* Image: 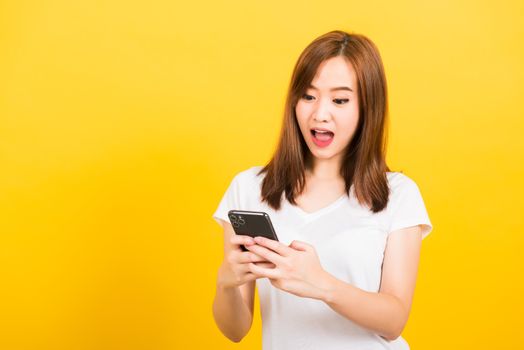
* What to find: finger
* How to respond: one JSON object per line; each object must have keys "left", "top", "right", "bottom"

{"left": 237, "top": 251, "right": 271, "bottom": 264}
{"left": 253, "top": 236, "right": 292, "bottom": 257}
{"left": 246, "top": 243, "right": 285, "bottom": 266}
{"left": 289, "top": 240, "right": 312, "bottom": 252}
{"left": 238, "top": 258, "right": 272, "bottom": 272}
{"left": 235, "top": 261, "right": 257, "bottom": 274}
{"left": 230, "top": 235, "right": 255, "bottom": 247}
{"left": 249, "top": 262, "right": 280, "bottom": 279}
{"left": 242, "top": 272, "right": 261, "bottom": 283}
{"left": 235, "top": 272, "right": 260, "bottom": 285}
{"left": 253, "top": 262, "right": 276, "bottom": 269}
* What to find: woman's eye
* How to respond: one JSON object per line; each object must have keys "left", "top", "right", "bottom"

{"left": 301, "top": 94, "right": 349, "bottom": 105}
{"left": 334, "top": 98, "right": 349, "bottom": 105}
{"left": 302, "top": 94, "right": 314, "bottom": 101}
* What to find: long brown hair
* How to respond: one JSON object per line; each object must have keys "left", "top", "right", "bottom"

{"left": 258, "top": 30, "right": 392, "bottom": 213}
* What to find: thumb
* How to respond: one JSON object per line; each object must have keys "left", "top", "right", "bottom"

{"left": 289, "top": 240, "right": 311, "bottom": 252}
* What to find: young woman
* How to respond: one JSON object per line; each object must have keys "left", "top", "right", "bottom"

{"left": 211, "top": 30, "right": 433, "bottom": 350}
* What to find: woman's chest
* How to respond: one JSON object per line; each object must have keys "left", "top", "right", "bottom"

{"left": 293, "top": 183, "right": 346, "bottom": 214}
{"left": 269, "top": 205, "right": 390, "bottom": 288}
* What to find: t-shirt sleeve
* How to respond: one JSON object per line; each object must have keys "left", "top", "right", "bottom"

{"left": 388, "top": 177, "right": 433, "bottom": 240}
{"left": 212, "top": 174, "right": 241, "bottom": 228}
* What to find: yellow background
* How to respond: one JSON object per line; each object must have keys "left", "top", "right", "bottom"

{"left": 1, "top": 0, "right": 523, "bottom": 349}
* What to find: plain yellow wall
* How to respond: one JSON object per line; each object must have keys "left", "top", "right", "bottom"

{"left": 1, "top": 0, "right": 523, "bottom": 349}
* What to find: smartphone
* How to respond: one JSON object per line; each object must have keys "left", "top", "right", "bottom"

{"left": 227, "top": 210, "right": 279, "bottom": 251}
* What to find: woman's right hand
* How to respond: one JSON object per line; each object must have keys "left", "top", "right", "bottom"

{"left": 217, "top": 234, "right": 274, "bottom": 289}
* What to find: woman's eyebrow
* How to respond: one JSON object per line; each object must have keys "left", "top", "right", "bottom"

{"left": 309, "top": 84, "right": 353, "bottom": 92}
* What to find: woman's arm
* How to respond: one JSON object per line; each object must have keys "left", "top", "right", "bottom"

{"left": 212, "top": 221, "right": 257, "bottom": 342}
{"left": 319, "top": 225, "right": 423, "bottom": 341}
{"left": 246, "top": 224, "right": 424, "bottom": 341}
{"left": 212, "top": 275, "right": 255, "bottom": 342}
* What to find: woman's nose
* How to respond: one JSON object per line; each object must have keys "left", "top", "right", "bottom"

{"left": 313, "top": 100, "right": 332, "bottom": 122}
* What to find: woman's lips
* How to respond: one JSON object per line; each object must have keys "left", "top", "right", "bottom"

{"left": 311, "top": 130, "right": 334, "bottom": 148}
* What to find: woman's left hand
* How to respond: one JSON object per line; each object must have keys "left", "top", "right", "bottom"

{"left": 245, "top": 236, "right": 331, "bottom": 300}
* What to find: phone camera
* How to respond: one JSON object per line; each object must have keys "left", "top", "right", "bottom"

{"left": 238, "top": 216, "right": 245, "bottom": 225}
{"left": 229, "top": 214, "right": 240, "bottom": 228}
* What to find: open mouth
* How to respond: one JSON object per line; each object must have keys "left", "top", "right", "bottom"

{"left": 310, "top": 129, "right": 334, "bottom": 147}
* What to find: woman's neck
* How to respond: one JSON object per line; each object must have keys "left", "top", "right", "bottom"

{"left": 305, "top": 155, "right": 343, "bottom": 181}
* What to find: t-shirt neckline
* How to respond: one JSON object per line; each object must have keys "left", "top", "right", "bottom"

{"left": 287, "top": 193, "right": 348, "bottom": 219}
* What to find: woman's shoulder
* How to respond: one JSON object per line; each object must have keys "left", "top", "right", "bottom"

{"left": 231, "top": 165, "right": 266, "bottom": 187}
{"left": 386, "top": 171, "right": 419, "bottom": 193}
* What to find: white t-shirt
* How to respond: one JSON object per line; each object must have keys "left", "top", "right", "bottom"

{"left": 212, "top": 165, "right": 433, "bottom": 350}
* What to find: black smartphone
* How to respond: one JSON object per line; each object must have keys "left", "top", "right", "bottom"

{"left": 227, "top": 210, "right": 279, "bottom": 251}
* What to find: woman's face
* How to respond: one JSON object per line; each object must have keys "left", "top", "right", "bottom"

{"left": 295, "top": 56, "right": 359, "bottom": 166}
